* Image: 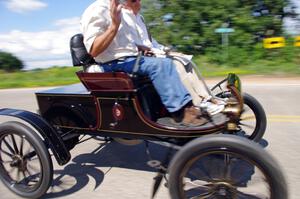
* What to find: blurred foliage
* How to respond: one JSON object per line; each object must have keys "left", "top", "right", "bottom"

{"left": 142, "top": 0, "right": 300, "bottom": 66}
{"left": 0, "top": 51, "right": 24, "bottom": 72}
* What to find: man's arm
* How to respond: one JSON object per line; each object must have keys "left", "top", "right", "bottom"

{"left": 89, "top": 0, "right": 123, "bottom": 57}
{"left": 89, "top": 24, "right": 119, "bottom": 57}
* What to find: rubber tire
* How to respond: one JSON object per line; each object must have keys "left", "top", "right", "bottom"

{"left": 168, "top": 134, "right": 288, "bottom": 199}
{"left": 242, "top": 93, "right": 267, "bottom": 142}
{"left": 217, "top": 91, "right": 267, "bottom": 142}
{"left": 0, "top": 121, "right": 53, "bottom": 199}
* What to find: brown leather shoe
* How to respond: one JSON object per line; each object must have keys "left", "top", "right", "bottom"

{"left": 172, "top": 106, "right": 208, "bottom": 127}
{"left": 185, "top": 106, "right": 204, "bottom": 117}
{"left": 182, "top": 106, "right": 208, "bottom": 126}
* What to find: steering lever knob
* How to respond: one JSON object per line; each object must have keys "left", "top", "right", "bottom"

{"left": 163, "top": 46, "right": 172, "bottom": 54}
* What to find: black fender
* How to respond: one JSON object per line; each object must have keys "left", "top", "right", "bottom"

{"left": 0, "top": 108, "right": 71, "bottom": 166}
{"left": 42, "top": 103, "right": 91, "bottom": 128}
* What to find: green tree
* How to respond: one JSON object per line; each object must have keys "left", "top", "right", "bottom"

{"left": 143, "top": 0, "right": 288, "bottom": 65}
{"left": 0, "top": 51, "right": 24, "bottom": 72}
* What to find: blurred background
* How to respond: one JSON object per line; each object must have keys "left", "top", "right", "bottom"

{"left": 143, "top": 0, "right": 300, "bottom": 73}
{"left": 0, "top": 0, "right": 300, "bottom": 87}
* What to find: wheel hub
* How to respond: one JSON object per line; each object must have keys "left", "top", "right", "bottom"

{"left": 210, "top": 182, "right": 237, "bottom": 198}
{"left": 10, "top": 155, "right": 27, "bottom": 171}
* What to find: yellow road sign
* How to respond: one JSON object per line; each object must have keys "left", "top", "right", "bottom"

{"left": 263, "top": 37, "right": 285, "bottom": 49}
{"left": 294, "top": 36, "right": 300, "bottom": 47}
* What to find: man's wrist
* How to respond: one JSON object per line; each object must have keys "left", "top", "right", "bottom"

{"left": 109, "top": 23, "right": 120, "bottom": 32}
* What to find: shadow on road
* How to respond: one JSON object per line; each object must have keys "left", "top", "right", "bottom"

{"left": 43, "top": 140, "right": 170, "bottom": 198}
{"left": 42, "top": 136, "right": 269, "bottom": 198}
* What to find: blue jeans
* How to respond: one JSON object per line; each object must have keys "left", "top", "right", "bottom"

{"left": 101, "top": 56, "right": 192, "bottom": 112}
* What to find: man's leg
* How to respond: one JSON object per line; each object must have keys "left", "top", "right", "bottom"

{"left": 101, "top": 56, "right": 191, "bottom": 112}
{"left": 102, "top": 56, "right": 208, "bottom": 126}
{"left": 173, "top": 60, "right": 209, "bottom": 106}
{"left": 137, "top": 56, "right": 191, "bottom": 113}
{"left": 172, "top": 60, "right": 225, "bottom": 115}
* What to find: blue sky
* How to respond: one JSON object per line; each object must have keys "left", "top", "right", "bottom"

{"left": 0, "top": 0, "right": 300, "bottom": 70}
{"left": 0, "top": 0, "right": 93, "bottom": 32}
{"left": 0, "top": 0, "right": 95, "bottom": 69}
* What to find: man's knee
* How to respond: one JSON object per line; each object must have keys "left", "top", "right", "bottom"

{"left": 139, "top": 57, "right": 176, "bottom": 77}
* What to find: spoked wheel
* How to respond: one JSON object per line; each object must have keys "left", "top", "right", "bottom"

{"left": 239, "top": 93, "right": 267, "bottom": 142}
{"left": 0, "top": 121, "right": 53, "bottom": 198}
{"left": 217, "top": 92, "right": 267, "bottom": 142}
{"left": 168, "top": 135, "right": 287, "bottom": 199}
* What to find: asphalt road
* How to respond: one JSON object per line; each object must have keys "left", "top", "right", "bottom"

{"left": 0, "top": 76, "right": 299, "bottom": 199}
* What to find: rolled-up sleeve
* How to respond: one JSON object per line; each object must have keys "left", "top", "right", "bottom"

{"left": 81, "top": 4, "right": 110, "bottom": 53}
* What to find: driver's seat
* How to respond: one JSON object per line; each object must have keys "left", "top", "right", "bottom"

{"left": 70, "top": 34, "right": 96, "bottom": 67}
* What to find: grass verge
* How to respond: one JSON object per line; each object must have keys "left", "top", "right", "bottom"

{"left": 0, "top": 67, "right": 80, "bottom": 89}
{"left": 193, "top": 56, "right": 300, "bottom": 77}
{"left": 0, "top": 57, "right": 299, "bottom": 89}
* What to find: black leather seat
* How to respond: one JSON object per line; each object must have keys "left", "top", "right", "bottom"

{"left": 70, "top": 34, "right": 96, "bottom": 67}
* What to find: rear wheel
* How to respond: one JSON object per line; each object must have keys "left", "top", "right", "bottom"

{"left": 0, "top": 121, "right": 53, "bottom": 198}
{"left": 168, "top": 135, "right": 287, "bottom": 199}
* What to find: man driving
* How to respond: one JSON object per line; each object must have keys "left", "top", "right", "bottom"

{"left": 80, "top": 0, "right": 209, "bottom": 127}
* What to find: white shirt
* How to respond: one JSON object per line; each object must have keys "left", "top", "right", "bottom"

{"left": 80, "top": 0, "right": 165, "bottom": 63}
{"left": 125, "top": 13, "right": 193, "bottom": 62}
{"left": 122, "top": 9, "right": 165, "bottom": 54}
{"left": 81, "top": 0, "right": 138, "bottom": 63}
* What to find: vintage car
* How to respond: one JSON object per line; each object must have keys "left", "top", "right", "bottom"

{"left": 0, "top": 34, "right": 286, "bottom": 199}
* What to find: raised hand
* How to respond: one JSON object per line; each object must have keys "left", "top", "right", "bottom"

{"left": 110, "top": 0, "right": 123, "bottom": 28}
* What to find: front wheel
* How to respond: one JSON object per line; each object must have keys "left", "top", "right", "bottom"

{"left": 0, "top": 121, "right": 53, "bottom": 198}
{"left": 240, "top": 93, "right": 267, "bottom": 142}
{"left": 168, "top": 135, "right": 287, "bottom": 199}
{"left": 217, "top": 92, "right": 267, "bottom": 142}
